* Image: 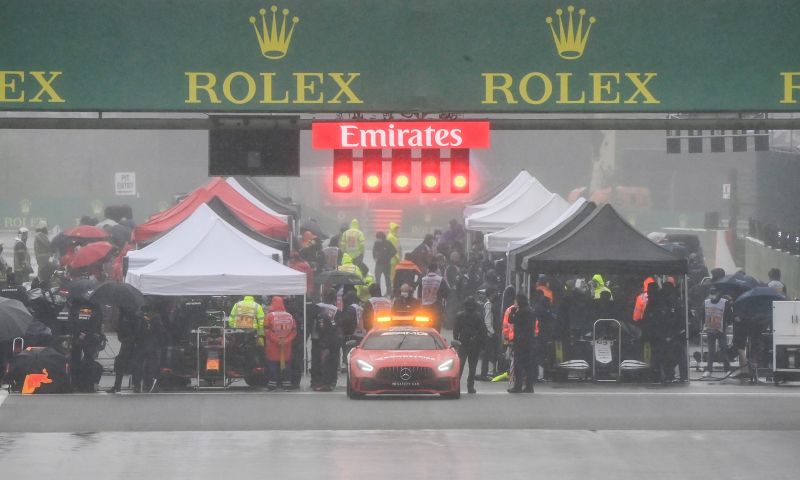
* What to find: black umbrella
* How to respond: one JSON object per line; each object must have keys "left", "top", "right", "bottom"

{"left": 713, "top": 274, "right": 762, "bottom": 297}
{"left": 299, "top": 219, "right": 328, "bottom": 240}
{"left": 87, "top": 281, "right": 146, "bottom": 310}
{"left": 64, "top": 278, "right": 101, "bottom": 300}
{"left": 0, "top": 297, "right": 34, "bottom": 342}
{"left": 315, "top": 270, "right": 363, "bottom": 285}
{"left": 733, "top": 286, "right": 786, "bottom": 318}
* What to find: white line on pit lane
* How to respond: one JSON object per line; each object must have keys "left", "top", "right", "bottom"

{"left": 0, "top": 389, "right": 8, "bottom": 407}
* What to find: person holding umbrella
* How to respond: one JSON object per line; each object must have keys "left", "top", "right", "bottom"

{"left": 0, "top": 297, "right": 34, "bottom": 385}
{"left": 106, "top": 306, "right": 137, "bottom": 393}
{"left": 68, "top": 297, "right": 104, "bottom": 392}
{"left": 131, "top": 306, "right": 165, "bottom": 393}
{"left": 264, "top": 296, "right": 297, "bottom": 391}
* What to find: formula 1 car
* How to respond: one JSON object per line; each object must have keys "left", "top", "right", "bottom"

{"left": 346, "top": 326, "right": 461, "bottom": 399}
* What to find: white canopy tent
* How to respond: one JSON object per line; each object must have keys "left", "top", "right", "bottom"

{"left": 126, "top": 203, "right": 283, "bottom": 271}
{"left": 465, "top": 176, "right": 554, "bottom": 232}
{"left": 225, "top": 177, "right": 290, "bottom": 223}
{"left": 484, "top": 194, "right": 571, "bottom": 252}
{"left": 463, "top": 170, "right": 533, "bottom": 218}
{"left": 126, "top": 224, "right": 304, "bottom": 296}
{"left": 506, "top": 198, "right": 588, "bottom": 251}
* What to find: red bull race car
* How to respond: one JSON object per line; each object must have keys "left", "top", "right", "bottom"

{"left": 346, "top": 326, "right": 461, "bottom": 399}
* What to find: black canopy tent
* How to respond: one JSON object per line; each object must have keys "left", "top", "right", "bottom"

{"left": 522, "top": 204, "right": 688, "bottom": 275}
{"left": 520, "top": 204, "right": 691, "bottom": 381}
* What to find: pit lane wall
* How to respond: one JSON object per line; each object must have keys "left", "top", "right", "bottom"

{"left": 745, "top": 237, "right": 800, "bottom": 300}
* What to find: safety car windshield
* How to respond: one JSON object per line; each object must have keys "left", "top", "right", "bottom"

{"left": 362, "top": 331, "right": 443, "bottom": 350}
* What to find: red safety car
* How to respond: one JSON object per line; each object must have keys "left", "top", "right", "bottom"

{"left": 346, "top": 326, "right": 461, "bottom": 399}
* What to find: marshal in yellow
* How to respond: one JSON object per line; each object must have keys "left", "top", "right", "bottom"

{"left": 481, "top": 71, "right": 660, "bottom": 106}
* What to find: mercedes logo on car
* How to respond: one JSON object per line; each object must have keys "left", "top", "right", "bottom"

{"left": 399, "top": 368, "right": 412, "bottom": 381}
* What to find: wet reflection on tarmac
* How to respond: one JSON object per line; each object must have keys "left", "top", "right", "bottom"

{"left": 1, "top": 430, "right": 798, "bottom": 480}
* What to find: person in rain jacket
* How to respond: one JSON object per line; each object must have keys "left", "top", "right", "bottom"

{"left": 338, "top": 253, "right": 363, "bottom": 279}
{"left": 454, "top": 296, "right": 487, "bottom": 394}
{"left": 633, "top": 277, "right": 656, "bottom": 322}
{"left": 341, "top": 219, "right": 367, "bottom": 275}
{"left": 264, "top": 296, "right": 297, "bottom": 390}
{"left": 591, "top": 274, "right": 613, "bottom": 300}
{"left": 13, "top": 227, "right": 32, "bottom": 283}
{"left": 387, "top": 222, "right": 403, "bottom": 281}
{"left": 229, "top": 295, "right": 265, "bottom": 346}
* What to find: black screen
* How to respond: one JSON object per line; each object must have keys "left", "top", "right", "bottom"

{"left": 209, "top": 121, "right": 300, "bottom": 176}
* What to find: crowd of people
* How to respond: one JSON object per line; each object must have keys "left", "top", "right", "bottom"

{"left": 1, "top": 211, "right": 792, "bottom": 394}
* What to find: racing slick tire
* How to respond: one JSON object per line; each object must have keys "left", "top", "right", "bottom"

{"left": 346, "top": 376, "right": 364, "bottom": 399}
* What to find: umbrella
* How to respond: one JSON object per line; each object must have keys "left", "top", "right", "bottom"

{"left": 0, "top": 297, "right": 34, "bottom": 341}
{"left": 64, "top": 225, "right": 109, "bottom": 241}
{"left": 299, "top": 219, "right": 328, "bottom": 240}
{"left": 87, "top": 281, "right": 146, "bottom": 310}
{"left": 68, "top": 241, "right": 115, "bottom": 270}
{"left": 315, "top": 270, "right": 364, "bottom": 285}
{"left": 64, "top": 278, "right": 101, "bottom": 300}
{"left": 733, "top": 286, "right": 787, "bottom": 318}
{"left": 713, "top": 274, "right": 762, "bottom": 296}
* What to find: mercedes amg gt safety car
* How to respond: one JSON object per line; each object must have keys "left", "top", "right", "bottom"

{"left": 346, "top": 326, "right": 461, "bottom": 399}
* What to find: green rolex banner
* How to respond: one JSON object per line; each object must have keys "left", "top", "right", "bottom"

{"left": 0, "top": 0, "right": 798, "bottom": 113}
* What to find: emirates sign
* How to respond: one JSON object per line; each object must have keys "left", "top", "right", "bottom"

{"left": 312, "top": 121, "right": 490, "bottom": 149}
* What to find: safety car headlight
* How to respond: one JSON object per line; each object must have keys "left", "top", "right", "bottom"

{"left": 356, "top": 359, "right": 374, "bottom": 372}
{"left": 437, "top": 359, "right": 455, "bottom": 372}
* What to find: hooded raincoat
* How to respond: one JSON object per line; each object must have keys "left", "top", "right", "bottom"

{"left": 387, "top": 222, "right": 402, "bottom": 276}
{"left": 265, "top": 296, "right": 297, "bottom": 364}
{"left": 341, "top": 219, "right": 365, "bottom": 260}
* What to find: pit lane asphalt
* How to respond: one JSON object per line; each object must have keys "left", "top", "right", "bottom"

{"left": 3, "top": 379, "right": 800, "bottom": 433}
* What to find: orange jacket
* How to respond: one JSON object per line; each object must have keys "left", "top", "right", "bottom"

{"left": 264, "top": 297, "right": 297, "bottom": 362}
{"left": 633, "top": 277, "right": 656, "bottom": 322}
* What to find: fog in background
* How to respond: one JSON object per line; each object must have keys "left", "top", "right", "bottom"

{"left": 1, "top": 127, "right": 797, "bottom": 240}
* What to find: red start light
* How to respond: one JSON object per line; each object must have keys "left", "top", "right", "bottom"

{"left": 420, "top": 149, "right": 441, "bottom": 193}
{"left": 336, "top": 174, "right": 352, "bottom": 189}
{"left": 395, "top": 174, "right": 409, "bottom": 189}
{"left": 362, "top": 149, "right": 383, "bottom": 193}
{"left": 424, "top": 175, "right": 438, "bottom": 189}
{"left": 391, "top": 149, "right": 412, "bottom": 193}
{"left": 450, "top": 148, "right": 470, "bottom": 193}
{"left": 365, "top": 174, "right": 381, "bottom": 189}
{"left": 333, "top": 150, "right": 353, "bottom": 192}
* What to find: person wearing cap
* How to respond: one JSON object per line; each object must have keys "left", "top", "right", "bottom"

{"left": 13, "top": 227, "right": 32, "bottom": 283}
{"left": 33, "top": 221, "right": 54, "bottom": 283}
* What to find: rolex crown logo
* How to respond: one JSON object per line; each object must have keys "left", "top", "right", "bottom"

{"left": 249, "top": 5, "right": 299, "bottom": 60}
{"left": 546, "top": 5, "right": 596, "bottom": 60}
